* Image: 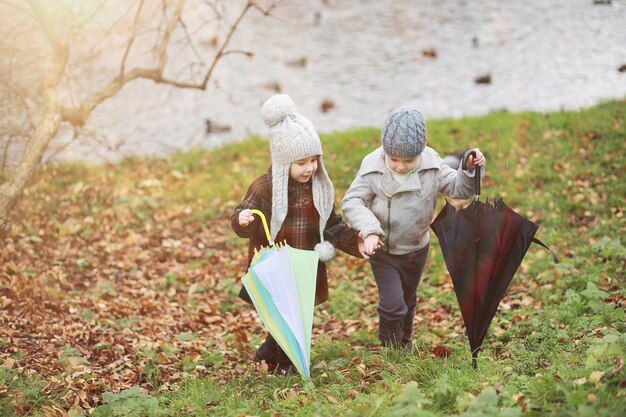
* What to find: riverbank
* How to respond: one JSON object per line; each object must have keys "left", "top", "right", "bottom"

{"left": 31, "top": 0, "right": 626, "bottom": 162}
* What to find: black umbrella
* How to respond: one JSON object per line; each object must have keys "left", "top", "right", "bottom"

{"left": 431, "top": 153, "right": 558, "bottom": 368}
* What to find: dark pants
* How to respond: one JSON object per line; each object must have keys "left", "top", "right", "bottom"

{"left": 369, "top": 244, "right": 429, "bottom": 347}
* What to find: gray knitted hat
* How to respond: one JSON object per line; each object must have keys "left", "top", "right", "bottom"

{"left": 261, "top": 94, "right": 336, "bottom": 261}
{"left": 381, "top": 107, "right": 427, "bottom": 158}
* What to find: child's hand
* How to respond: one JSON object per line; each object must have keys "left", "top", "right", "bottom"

{"left": 238, "top": 209, "right": 255, "bottom": 227}
{"left": 358, "top": 231, "right": 384, "bottom": 258}
{"left": 357, "top": 239, "right": 370, "bottom": 259}
{"left": 466, "top": 148, "right": 486, "bottom": 170}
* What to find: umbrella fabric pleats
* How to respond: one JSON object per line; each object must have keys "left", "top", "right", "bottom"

{"left": 240, "top": 210, "right": 318, "bottom": 378}
{"left": 431, "top": 157, "right": 558, "bottom": 368}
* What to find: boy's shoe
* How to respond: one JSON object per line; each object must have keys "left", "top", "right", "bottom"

{"left": 381, "top": 340, "right": 414, "bottom": 354}
{"left": 379, "top": 321, "right": 404, "bottom": 349}
{"left": 400, "top": 340, "right": 414, "bottom": 354}
{"left": 275, "top": 363, "right": 298, "bottom": 377}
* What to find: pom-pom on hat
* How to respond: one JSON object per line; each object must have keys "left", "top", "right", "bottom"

{"left": 262, "top": 94, "right": 324, "bottom": 166}
{"left": 381, "top": 107, "right": 427, "bottom": 158}
{"left": 261, "top": 94, "right": 336, "bottom": 261}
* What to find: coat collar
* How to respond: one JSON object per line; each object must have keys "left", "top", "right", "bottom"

{"left": 360, "top": 147, "right": 441, "bottom": 197}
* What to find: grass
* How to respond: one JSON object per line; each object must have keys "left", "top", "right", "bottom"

{"left": 1, "top": 99, "right": 624, "bottom": 416}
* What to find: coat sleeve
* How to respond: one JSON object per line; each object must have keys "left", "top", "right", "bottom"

{"left": 341, "top": 169, "right": 385, "bottom": 239}
{"left": 323, "top": 206, "right": 362, "bottom": 258}
{"left": 231, "top": 177, "right": 269, "bottom": 239}
{"left": 436, "top": 150, "right": 484, "bottom": 199}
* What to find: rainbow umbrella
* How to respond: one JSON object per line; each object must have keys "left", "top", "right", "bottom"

{"left": 241, "top": 210, "right": 318, "bottom": 378}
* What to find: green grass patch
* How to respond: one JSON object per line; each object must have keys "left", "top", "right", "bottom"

{"left": 8, "top": 100, "right": 626, "bottom": 416}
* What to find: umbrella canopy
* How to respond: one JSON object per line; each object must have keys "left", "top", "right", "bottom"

{"left": 240, "top": 210, "right": 318, "bottom": 378}
{"left": 431, "top": 156, "right": 558, "bottom": 368}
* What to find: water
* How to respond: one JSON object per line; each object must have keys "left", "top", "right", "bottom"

{"left": 41, "top": 0, "right": 626, "bottom": 161}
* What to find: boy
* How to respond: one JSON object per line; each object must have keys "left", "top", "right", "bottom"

{"left": 341, "top": 106, "right": 486, "bottom": 349}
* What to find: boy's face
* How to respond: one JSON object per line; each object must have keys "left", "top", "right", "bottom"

{"left": 289, "top": 156, "right": 318, "bottom": 183}
{"left": 386, "top": 155, "right": 420, "bottom": 174}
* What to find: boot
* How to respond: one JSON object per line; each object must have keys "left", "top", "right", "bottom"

{"left": 379, "top": 319, "right": 404, "bottom": 349}
{"left": 274, "top": 344, "right": 299, "bottom": 377}
{"left": 401, "top": 325, "right": 413, "bottom": 351}
{"left": 400, "top": 339, "right": 414, "bottom": 353}
{"left": 401, "top": 308, "right": 416, "bottom": 351}
{"left": 275, "top": 363, "right": 298, "bottom": 377}
{"left": 254, "top": 334, "right": 279, "bottom": 372}
{"left": 254, "top": 340, "right": 277, "bottom": 364}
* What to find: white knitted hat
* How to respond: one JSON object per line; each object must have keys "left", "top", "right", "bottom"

{"left": 261, "top": 94, "right": 336, "bottom": 261}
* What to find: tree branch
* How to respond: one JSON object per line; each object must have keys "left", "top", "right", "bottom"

{"left": 200, "top": 0, "right": 253, "bottom": 87}
{"left": 157, "top": 0, "right": 186, "bottom": 73}
{"left": 119, "top": 0, "right": 145, "bottom": 77}
{"left": 0, "top": 0, "right": 38, "bottom": 25}
{"left": 60, "top": 0, "right": 257, "bottom": 128}
{"left": 1, "top": 136, "right": 15, "bottom": 174}
{"left": 220, "top": 49, "right": 253, "bottom": 58}
{"left": 177, "top": 13, "right": 204, "bottom": 65}
{"left": 0, "top": 0, "right": 280, "bottom": 236}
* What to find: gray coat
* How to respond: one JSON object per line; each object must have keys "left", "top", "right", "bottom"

{"left": 342, "top": 146, "right": 480, "bottom": 255}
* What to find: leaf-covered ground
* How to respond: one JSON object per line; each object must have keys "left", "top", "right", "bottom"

{"left": 1, "top": 100, "right": 625, "bottom": 416}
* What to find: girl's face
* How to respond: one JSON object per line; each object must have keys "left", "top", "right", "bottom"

{"left": 386, "top": 155, "right": 420, "bottom": 174}
{"left": 289, "top": 156, "right": 318, "bottom": 183}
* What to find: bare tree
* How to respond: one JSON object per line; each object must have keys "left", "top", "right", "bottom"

{"left": 0, "top": 0, "right": 276, "bottom": 235}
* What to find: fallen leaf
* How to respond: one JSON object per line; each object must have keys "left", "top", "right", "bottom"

{"left": 589, "top": 371, "right": 605, "bottom": 383}
{"left": 433, "top": 345, "right": 451, "bottom": 358}
{"left": 2, "top": 358, "right": 16, "bottom": 369}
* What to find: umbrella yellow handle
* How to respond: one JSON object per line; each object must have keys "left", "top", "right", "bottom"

{"left": 250, "top": 209, "right": 273, "bottom": 245}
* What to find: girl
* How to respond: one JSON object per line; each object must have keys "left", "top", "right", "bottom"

{"left": 231, "top": 94, "right": 366, "bottom": 375}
